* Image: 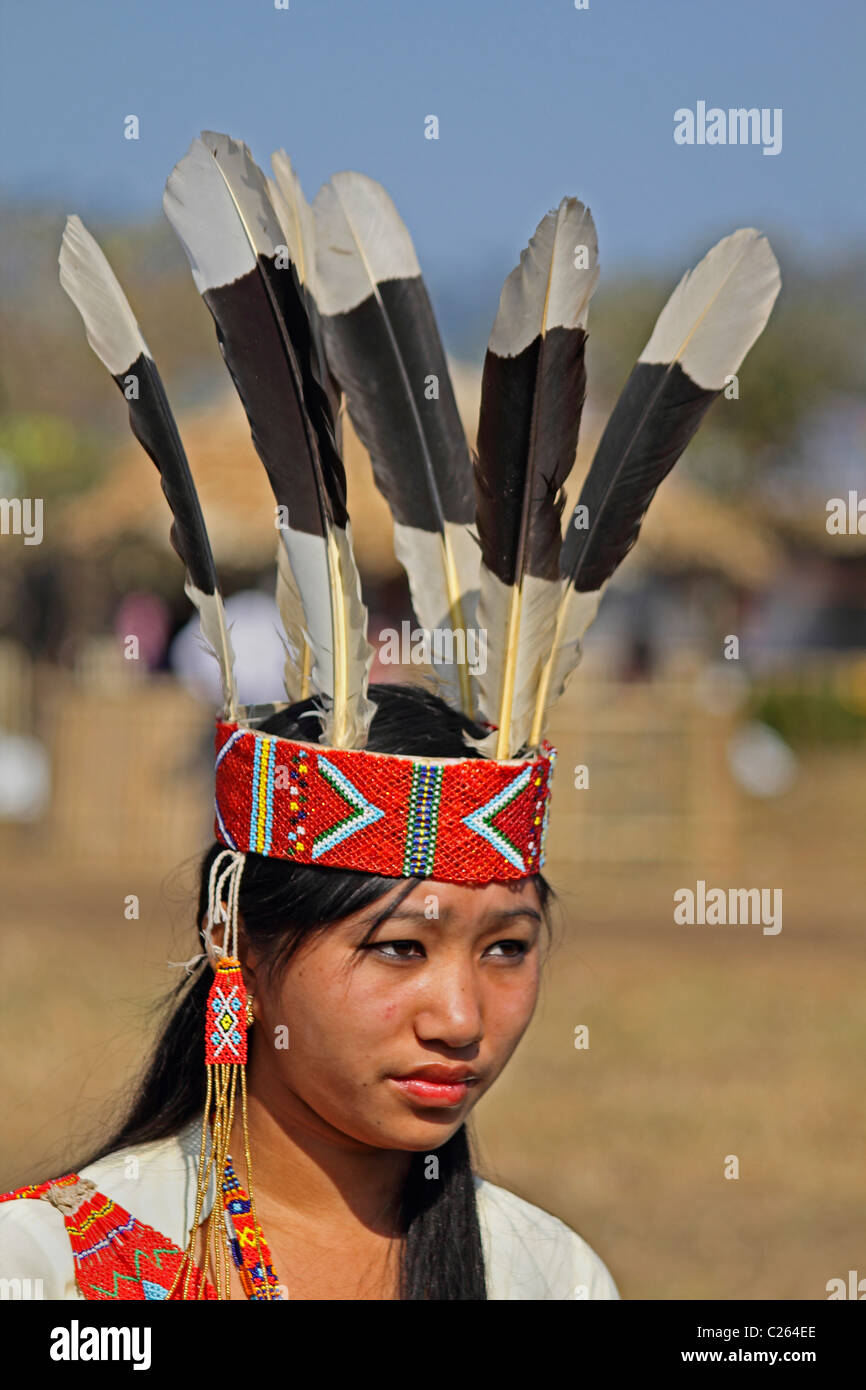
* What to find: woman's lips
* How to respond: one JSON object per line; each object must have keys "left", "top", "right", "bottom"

{"left": 389, "top": 1076, "right": 477, "bottom": 1106}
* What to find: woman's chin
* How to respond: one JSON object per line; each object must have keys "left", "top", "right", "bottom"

{"left": 376, "top": 1119, "right": 466, "bottom": 1151}
{"left": 345, "top": 1105, "right": 470, "bottom": 1151}
{"left": 377, "top": 1092, "right": 477, "bottom": 1147}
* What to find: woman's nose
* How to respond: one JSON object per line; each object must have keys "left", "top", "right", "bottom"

{"left": 412, "top": 959, "right": 484, "bottom": 1049}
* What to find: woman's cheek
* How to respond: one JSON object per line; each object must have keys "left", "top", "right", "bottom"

{"left": 485, "top": 969, "right": 540, "bottom": 1046}
{"left": 276, "top": 979, "right": 399, "bottom": 1075}
{"left": 337, "top": 977, "right": 408, "bottom": 1042}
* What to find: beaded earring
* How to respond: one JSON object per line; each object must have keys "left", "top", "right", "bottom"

{"left": 168, "top": 849, "right": 276, "bottom": 1300}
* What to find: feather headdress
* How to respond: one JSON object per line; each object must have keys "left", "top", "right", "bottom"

{"left": 312, "top": 169, "right": 480, "bottom": 720}
{"left": 529, "top": 226, "right": 781, "bottom": 745}
{"left": 58, "top": 213, "right": 239, "bottom": 722}
{"left": 469, "top": 196, "right": 599, "bottom": 758}
{"left": 163, "top": 131, "right": 375, "bottom": 749}
{"left": 59, "top": 130, "right": 781, "bottom": 884}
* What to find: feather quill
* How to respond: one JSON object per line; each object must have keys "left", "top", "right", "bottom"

{"left": 529, "top": 227, "right": 781, "bottom": 744}
{"left": 58, "top": 213, "right": 238, "bottom": 719}
{"left": 312, "top": 171, "right": 480, "bottom": 719}
{"left": 470, "top": 197, "right": 599, "bottom": 757}
{"left": 163, "top": 131, "right": 375, "bottom": 747}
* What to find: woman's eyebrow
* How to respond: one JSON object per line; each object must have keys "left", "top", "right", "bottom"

{"left": 351, "top": 880, "right": 421, "bottom": 944}
{"left": 371, "top": 906, "right": 543, "bottom": 926}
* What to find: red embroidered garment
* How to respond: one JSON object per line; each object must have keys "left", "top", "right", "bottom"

{"left": 0, "top": 1175, "right": 215, "bottom": 1300}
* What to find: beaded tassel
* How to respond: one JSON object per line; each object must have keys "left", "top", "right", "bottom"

{"left": 167, "top": 849, "right": 278, "bottom": 1300}
{"left": 206, "top": 957, "right": 247, "bottom": 1066}
{"left": 222, "top": 1156, "right": 285, "bottom": 1299}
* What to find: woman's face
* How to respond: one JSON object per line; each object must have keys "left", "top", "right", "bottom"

{"left": 243, "top": 877, "right": 544, "bottom": 1152}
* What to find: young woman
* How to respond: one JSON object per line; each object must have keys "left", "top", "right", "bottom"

{"left": 1, "top": 129, "right": 777, "bottom": 1301}
{"left": 0, "top": 684, "right": 619, "bottom": 1301}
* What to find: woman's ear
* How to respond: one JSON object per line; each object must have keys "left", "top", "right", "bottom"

{"left": 199, "top": 910, "right": 220, "bottom": 975}
{"left": 200, "top": 910, "right": 262, "bottom": 1020}
{"left": 199, "top": 907, "right": 259, "bottom": 979}
{"left": 236, "top": 918, "right": 263, "bottom": 1002}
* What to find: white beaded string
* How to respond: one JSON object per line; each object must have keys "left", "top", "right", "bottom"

{"left": 166, "top": 951, "right": 208, "bottom": 975}
{"left": 204, "top": 849, "right": 246, "bottom": 960}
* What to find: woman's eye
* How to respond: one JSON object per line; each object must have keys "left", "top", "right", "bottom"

{"left": 486, "top": 939, "right": 530, "bottom": 958}
{"left": 364, "top": 938, "right": 531, "bottom": 961}
{"left": 370, "top": 939, "right": 424, "bottom": 960}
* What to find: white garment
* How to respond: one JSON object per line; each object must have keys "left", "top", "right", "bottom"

{"left": 0, "top": 1116, "right": 619, "bottom": 1300}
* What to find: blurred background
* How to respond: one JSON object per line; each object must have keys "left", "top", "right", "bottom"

{"left": 0, "top": 0, "right": 863, "bottom": 1299}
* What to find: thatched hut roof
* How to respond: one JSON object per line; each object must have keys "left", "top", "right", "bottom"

{"left": 63, "top": 362, "right": 781, "bottom": 589}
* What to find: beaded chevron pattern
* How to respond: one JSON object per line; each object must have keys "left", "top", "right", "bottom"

{"left": 0, "top": 1177, "right": 216, "bottom": 1300}
{"left": 1, "top": 1164, "right": 284, "bottom": 1300}
{"left": 215, "top": 720, "right": 557, "bottom": 882}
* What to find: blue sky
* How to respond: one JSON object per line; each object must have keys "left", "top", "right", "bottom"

{"left": 1, "top": 0, "right": 863, "bottom": 284}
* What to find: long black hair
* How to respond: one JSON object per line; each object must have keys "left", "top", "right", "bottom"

{"left": 79, "top": 682, "right": 554, "bottom": 1299}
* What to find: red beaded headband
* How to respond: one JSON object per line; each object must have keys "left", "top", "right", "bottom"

{"left": 214, "top": 720, "right": 558, "bottom": 884}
